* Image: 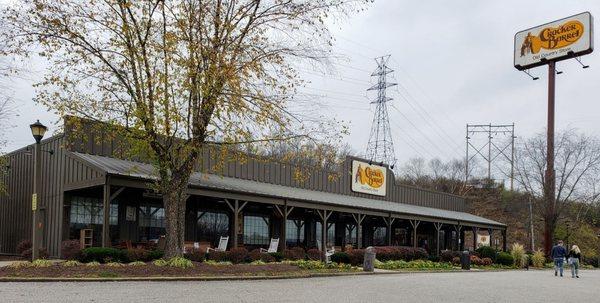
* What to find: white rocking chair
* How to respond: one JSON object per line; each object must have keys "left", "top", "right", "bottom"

{"left": 207, "top": 236, "right": 229, "bottom": 253}
{"left": 260, "top": 238, "right": 280, "bottom": 253}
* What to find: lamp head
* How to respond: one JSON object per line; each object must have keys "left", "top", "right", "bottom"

{"left": 30, "top": 120, "right": 48, "bottom": 143}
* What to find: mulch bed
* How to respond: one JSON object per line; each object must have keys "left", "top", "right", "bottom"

{"left": 0, "top": 262, "right": 346, "bottom": 278}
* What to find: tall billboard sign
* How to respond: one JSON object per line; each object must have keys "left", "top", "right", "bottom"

{"left": 514, "top": 12, "right": 593, "bottom": 70}
{"left": 351, "top": 160, "right": 387, "bottom": 197}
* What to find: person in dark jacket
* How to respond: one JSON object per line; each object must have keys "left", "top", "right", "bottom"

{"left": 550, "top": 240, "right": 567, "bottom": 277}
{"left": 568, "top": 245, "right": 581, "bottom": 278}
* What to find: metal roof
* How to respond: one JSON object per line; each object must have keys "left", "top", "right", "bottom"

{"left": 71, "top": 152, "right": 505, "bottom": 228}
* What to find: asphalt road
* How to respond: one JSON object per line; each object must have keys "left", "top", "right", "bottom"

{"left": 0, "top": 270, "right": 597, "bottom": 302}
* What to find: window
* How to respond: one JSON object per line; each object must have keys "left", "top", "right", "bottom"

{"left": 197, "top": 211, "right": 229, "bottom": 246}
{"left": 69, "top": 196, "right": 118, "bottom": 246}
{"left": 316, "top": 222, "right": 335, "bottom": 246}
{"left": 138, "top": 205, "right": 166, "bottom": 241}
{"left": 243, "top": 215, "right": 269, "bottom": 245}
{"left": 286, "top": 219, "right": 304, "bottom": 246}
{"left": 373, "top": 226, "right": 387, "bottom": 246}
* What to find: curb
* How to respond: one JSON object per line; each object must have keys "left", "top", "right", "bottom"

{"left": 0, "top": 268, "right": 528, "bottom": 282}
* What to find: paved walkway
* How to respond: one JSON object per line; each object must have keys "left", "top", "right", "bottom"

{"left": 0, "top": 270, "right": 597, "bottom": 302}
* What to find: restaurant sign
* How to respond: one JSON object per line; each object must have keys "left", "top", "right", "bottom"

{"left": 351, "top": 160, "right": 387, "bottom": 196}
{"left": 514, "top": 12, "right": 593, "bottom": 70}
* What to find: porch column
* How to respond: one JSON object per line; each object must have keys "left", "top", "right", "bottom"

{"left": 352, "top": 214, "right": 365, "bottom": 249}
{"left": 454, "top": 224, "right": 463, "bottom": 251}
{"left": 410, "top": 220, "right": 420, "bottom": 249}
{"left": 502, "top": 229, "right": 507, "bottom": 251}
{"left": 316, "top": 209, "right": 332, "bottom": 254}
{"left": 488, "top": 228, "right": 494, "bottom": 249}
{"left": 102, "top": 184, "right": 125, "bottom": 247}
{"left": 434, "top": 222, "right": 443, "bottom": 256}
{"left": 472, "top": 227, "right": 479, "bottom": 251}
{"left": 225, "top": 199, "right": 248, "bottom": 249}
{"left": 384, "top": 214, "right": 395, "bottom": 246}
{"left": 102, "top": 183, "right": 110, "bottom": 247}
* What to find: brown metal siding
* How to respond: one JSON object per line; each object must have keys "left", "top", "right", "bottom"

{"left": 63, "top": 117, "right": 467, "bottom": 213}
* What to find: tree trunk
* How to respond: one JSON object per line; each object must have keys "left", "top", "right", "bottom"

{"left": 163, "top": 186, "right": 188, "bottom": 259}
{"left": 543, "top": 215, "right": 556, "bottom": 256}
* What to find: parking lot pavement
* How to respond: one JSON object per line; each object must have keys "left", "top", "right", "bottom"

{"left": 0, "top": 270, "right": 598, "bottom": 303}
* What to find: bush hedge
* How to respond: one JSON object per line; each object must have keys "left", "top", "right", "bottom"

{"left": 269, "top": 252, "right": 284, "bottom": 262}
{"left": 283, "top": 247, "right": 305, "bottom": 260}
{"left": 184, "top": 248, "right": 205, "bottom": 262}
{"left": 475, "top": 246, "right": 497, "bottom": 261}
{"left": 440, "top": 250, "right": 460, "bottom": 262}
{"left": 229, "top": 247, "right": 248, "bottom": 264}
{"left": 78, "top": 247, "right": 126, "bottom": 263}
{"left": 207, "top": 250, "right": 229, "bottom": 262}
{"left": 126, "top": 248, "right": 150, "bottom": 262}
{"left": 374, "top": 246, "right": 428, "bottom": 262}
{"left": 306, "top": 248, "right": 323, "bottom": 261}
{"left": 348, "top": 249, "right": 365, "bottom": 266}
{"left": 496, "top": 252, "right": 514, "bottom": 266}
{"left": 61, "top": 240, "right": 81, "bottom": 260}
{"left": 330, "top": 252, "right": 350, "bottom": 264}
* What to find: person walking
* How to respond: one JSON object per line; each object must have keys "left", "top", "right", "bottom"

{"left": 550, "top": 240, "right": 567, "bottom": 277}
{"left": 568, "top": 245, "right": 581, "bottom": 278}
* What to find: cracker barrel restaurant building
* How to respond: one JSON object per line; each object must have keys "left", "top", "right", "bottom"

{"left": 0, "top": 117, "right": 506, "bottom": 258}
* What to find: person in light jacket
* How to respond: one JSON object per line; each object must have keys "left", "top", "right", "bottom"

{"left": 550, "top": 240, "right": 567, "bottom": 277}
{"left": 568, "top": 245, "right": 581, "bottom": 278}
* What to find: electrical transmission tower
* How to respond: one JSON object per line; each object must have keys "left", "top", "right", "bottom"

{"left": 365, "top": 55, "right": 398, "bottom": 168}
{"left": 465, "top": 123, "right": 516, "bottom": 190}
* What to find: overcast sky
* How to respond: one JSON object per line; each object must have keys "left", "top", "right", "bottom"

{"left": 3, "top": 1, "right": 600, "bottom": 182}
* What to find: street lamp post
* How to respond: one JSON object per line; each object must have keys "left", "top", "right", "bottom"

{"left": 30, "top": 120, "right": 47, "bottom": 261}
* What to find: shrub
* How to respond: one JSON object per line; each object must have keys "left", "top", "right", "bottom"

{"left": 470, "top": 255, "right": 484, "bottom": 266}
{"left": 16, "top": 239, "right": 31, "bottom": 256}
{"left": 207, "top": 250, "right": 229, "bottom": 262}
{"left": 184, "top": 248, "right": 206, "bottom": 262}
{"left": 582, "top": 256, "right": 599, "bottom": 268}
{"left": 31, "top": 259, "right": 53, "bottom": 267}
{"left": 61, "top": 240, "right": 81, "bottom": 260}
{"left": 153, "top": 259, "right": 168, "bottom": 267}
{"left": 128, "top": 261, "right": 146, "bottom": 266}
{"left": 168, "top": 257, "right": 194, "bottom": 268}
{"left": 510, "top": 243, "right": 526, "bottom": 268}
{"left": 21, "top": 247, "right": 49, "bottom": 260}
{"left": 62, "top": 260, "right": 82, "bottom": 267}
{"left": 475, "top": 246, "right": 497, "bottom": 261}
{"left": 86, "top": 261, "right": 100, "bottom": 267}
{"left": 440, "top": 250, "right": 460, "bottom": 262}
{"left": 248, "top": 249, "right": 275, "bottom": 263}
{"left": 126, "top": 248, "right": 150, "bottom": 262}
{"left": 330, "top": 252, "right": 350, "bottom": 264}
{"left": 148, "top": 250, "right": 164, "bottom": 261}
{"left": 9, "top": 261, "right": 32, "bottom": 268}
{"left": 531, "top": 250, "right": 545, "bottom": 268}
{"left": 451, "top": 257, "right": 460, "bottom": 265}
{"left": 374, "top": 246, "right": 428, "bottom": 262}
{"left": 78, "top": 247, "right": 126, "bottom": 263}
{"left": 105, "top": 262, "right": 124, "bottom": 267}
{"left": 260, "top": 253, "right": 276, "bottom": 263}
{"left": 496, "top": 252, "right": 514, "bottom": 266}
{"left": 269, "top": 252, "right": 284, "bottom": 262}
{"left": 481, "top": 257, "right": 493, "bottom": 266}
{"left": 250, "top": 260, "right": 266, "bottom": 265}
{"left": 348, "top": 249, "right": 365, "bottom": 266}
{"left": 229, "top": 247, "right": 249, "bottom": 264}
{"left": 306, "top": 248, "right": 323, "bottom": 261}
{"left": 428, "top": 255, "right": 440, "bottom": 262}
{"left": 283, "top": 247, "right": 305, "bottom": 261}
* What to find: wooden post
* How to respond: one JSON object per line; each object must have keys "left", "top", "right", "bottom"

{"left": 488, "top": 228, "right": 493, "bottom": 249}
{"left": 352, "top": 214, "right": 365, "bottom": 249}
{"left": 385, "top": 215, "right": 395, "bottom": 246}
{"left": 410, "top": 220, "right": 420, "bottom": 249}
{"left": 316, "top": 209, "right": 331, "bottom": 253}
{"left": 502, "top": 229, "right": 507, "bottom": 251}
{"left": 102, "top": 182, "right": 110, "bottom": 247}
{"left": 454, "top": 225, "right": 463, "bottom": 251}
{"left": 472, "top": 227, "right": 479, "bottom": 251}
{"left": 434, "top": 222, "right": 443, "bottom": 256}
{"left": 225, "top": 199, "right": 248, "bottom": 249}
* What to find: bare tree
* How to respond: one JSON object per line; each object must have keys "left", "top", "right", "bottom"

{"left": 514, "top": 129, "right": 600, "bottom": 254}
{"left": 1, "top": 0, "right": 369, "bottom": 257}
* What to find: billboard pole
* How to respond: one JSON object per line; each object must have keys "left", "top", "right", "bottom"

{"left": 544, "top": 60, "right": 556, "bottom": 256}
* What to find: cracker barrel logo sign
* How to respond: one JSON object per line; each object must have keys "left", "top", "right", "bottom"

{"left": 352, "top": 160, "right": 387, "bottom": 196}
{"left": 514, "top": 12, "right": 593, "bottom": 70}
{"left": 520, "top": 21, "right": 584, "bottom": 56}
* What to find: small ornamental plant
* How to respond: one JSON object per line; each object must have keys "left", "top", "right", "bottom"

{"left": 128, "top": 261, "right": 146, "bottom": 266}
{"left": 8, "top": 261, "right": 32, "bottom": 268}
{"left": 152, "top": 259, "right": 168, "bottom": 267}
{"left": 31, "top": 259, "right": 53, "bottom": 268}
{"left": 168, "top": 257, "right": 194, "bottom": 269}
{"left": 531, "top": 250, "right": 545, "bottom": 268}
{"left": 105, "top": 262, "right": 124, "bottom": 267}
{"left": 62, "top": 260, "right": 82, "bottom": 267}
{"left": 86, "top": 261, "right": 101, "bottom": 267}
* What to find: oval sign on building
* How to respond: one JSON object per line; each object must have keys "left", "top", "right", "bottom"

{"left": 352, "top": 160, "right": 387, "bottom": 196}
{"left": 514, "top": 12, "right": 593, "bottom": 70}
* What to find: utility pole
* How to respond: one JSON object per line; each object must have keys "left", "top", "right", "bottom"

{"left": 543, "top": 61, "right": 556, "bottom": 256}
{"left": 465, "top": 124, "right": 516, "bottom": 189}
{"left": 365, "top": 55, "right": 397, "bottom": 168}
